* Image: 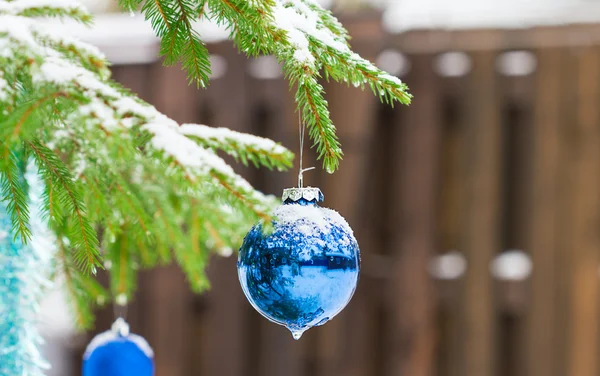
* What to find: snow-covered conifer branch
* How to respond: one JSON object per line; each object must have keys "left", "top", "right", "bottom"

{"left": 0, "top": 0, "right": 293, "bottom": 331}
{"left": 137, "top": 0, "right": 412, "bottom": 172}
{"left": 181, "top": 123, "right": 294, "bottom": 170}
{"left": 0, "top": 0, "right": 91, "bottom": 22}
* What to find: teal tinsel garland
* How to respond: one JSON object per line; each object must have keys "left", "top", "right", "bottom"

{"left": 0, "top": 162, "right": 55, "bottom": 376}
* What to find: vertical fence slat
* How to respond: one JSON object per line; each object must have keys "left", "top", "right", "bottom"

{"left": 565, "top": 46, "right": 600, "bottom": 376}
{"left": 437, "top": 70, "right": 468, "bottom": 376}
{"left": 496, "top": 51, "right": 536, "bottom": 376}
{"left": 198, "top": 256, "right": 248, "bottom": 376}
{"left": 525, "top": 48, "right": 562, "bottom": 376}
{"left": 145, "top": 266, "right": 192, "bottom": 376}
{"left": 458, "top": 50, "right": 501, "bottom": 376}
{"left": 385, "top": 53, "right": 439, "bottom": 376}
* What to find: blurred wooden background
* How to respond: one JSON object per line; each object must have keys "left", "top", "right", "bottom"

{"left": 70, "top": 14, "right": 600, "bottom": 376}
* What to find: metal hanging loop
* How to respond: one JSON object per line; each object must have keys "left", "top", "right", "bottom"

{"left": 298, "top": 167, "right": 316, "bottom": 189}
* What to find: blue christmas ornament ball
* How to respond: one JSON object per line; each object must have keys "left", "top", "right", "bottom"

{"left": 83, "top": 318, "right": 154, "bottom": 376}
{"left": 238, "top": 187, "right": 360, "bottom": 339}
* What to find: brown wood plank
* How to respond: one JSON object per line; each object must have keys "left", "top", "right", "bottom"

{"left": 495, "top": 51, "right": 536, "bottom": 376}
{"left": 458, "top": 50, "right": 502, "bottom": 376}
{"left": 564, "top": 46, "right": 600, "bottom": 376}
{"left": 436, "top": 68, "right": 469, "bottom": 376}
{"left": 524, "top": 48, "right": 563, "bottom": 376}
{"left": 196, "top": 256, "right": 249, "bottom": 376}
{"left": 549, "top": 46, "right": 580, "bottom": 376}
{"left": 385, "top": 53, "right": 440, "bottom": 376}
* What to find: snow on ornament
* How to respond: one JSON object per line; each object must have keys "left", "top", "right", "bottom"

{"left": 82, "top": 318, "right": 154, "bottom": 376}
{"left": 237, "top": 187, "right": 360, "bottom": 340}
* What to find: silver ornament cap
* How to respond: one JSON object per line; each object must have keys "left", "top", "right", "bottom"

{"left": 282, "top": 187, "right": 324, "bottom": 203}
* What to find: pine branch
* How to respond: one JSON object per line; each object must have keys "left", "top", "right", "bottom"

{"left": 0, "top": 0, "right": 92, "bottom": 23}
{"left": 209, "top": 0, "right": 283, "bottom": 56}
{"left": 295, "top": 75, "right": 342, "bottom": 173}
{"left": 79, "top": 174, "right": 107, "bottom": 222}
{"left": 141, "top": 0, "right": 172, "bottom": 36}
{"left": 211, "top": 171, "right": 272, "bottom": 222}
{"left": 152, "top": 208, "right": 174, "bottom": 263}
{"left": 32, "top": 28, "right": 110, "bottom": 78}
{"left": 27, "top": 140, "right": 101, "bottom": 273}
{"left": 42, "top": 176, "right": 62, "bottom": 222}
{"left": 0, "top": 91, "right": 69, "bottom": 143}
{"left": 107, "top": 227, "right": 137, "bottom": 304}
{"left": 143, "top": 0, "right": 211, "bottom": 86}
{"left": 199, "top": 0, "right": 412, "bottom": 171}
{"left": 180, "top": 123, "right": 294, "bottom": 170}
{"left": 320, "top": 49, "right": 412, "bottom": 105}
{"left": 135, "top": 233, "right": 156, "bottom": 267}
{"left": 0, "top": 146, "right": 31, "bottom": 241}
{"left": 118, "top": 0, "right": 144, "bottom": 13}
{"left": 175, "top": 200, "right": 210, "bottom": 292}
{"left": 176, "top": 0, "right": 211, "bottom": 86}
{"left": 302, "top": 0, "right": 348, "bottom": 41}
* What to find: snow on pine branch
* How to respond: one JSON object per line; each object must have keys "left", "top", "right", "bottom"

{"left": 0, "top": 0, "right": 90, "bottom": 21}
{"left": 272, "top": 0, "right": 349, "bottom": 66}
{"left": 0, "top": 14, "right": 102, "bottom": 73}
{"left": 30, "top": 54, "right": 279, "bottom": 201}
{"left": 32, "top": 58, "right": 283, "bottom": 208}
{"left": 200, "top": 0, "right": 409, "bottom": 172}
{"left": 0, "top": 1, "right": 291, "bottom": 216}
{"left": 269, "top": 0, "right": 409, "bottom": 97}
{"left": 180, "top": 124, "right": 293, "bottom": 169}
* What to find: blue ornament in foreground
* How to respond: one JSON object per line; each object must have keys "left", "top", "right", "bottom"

{"left": 238, "top": 187, "right": 360, "bottom": 339}
{"left": 83, "top": 318, "right": 154, "bottom": 376}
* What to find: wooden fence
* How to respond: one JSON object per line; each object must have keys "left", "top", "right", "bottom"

{"left": 69, "top": 14, "right": 600, "bottom": 376}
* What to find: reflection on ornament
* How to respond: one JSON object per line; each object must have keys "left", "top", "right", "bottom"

{"left": 238, "top": 187, "right": 360, "bottom": 339}
{"left": 83, "top": 318, "right": 154, "bottom": 376}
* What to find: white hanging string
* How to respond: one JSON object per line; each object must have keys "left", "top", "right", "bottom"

{"left": 298, "top": 112, "right": 315, "bottom": 188}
